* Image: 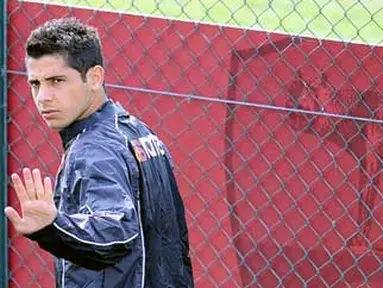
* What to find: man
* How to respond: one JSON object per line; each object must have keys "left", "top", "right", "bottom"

{"left": 4, "top": 17, "right": 194, "bottom": 288}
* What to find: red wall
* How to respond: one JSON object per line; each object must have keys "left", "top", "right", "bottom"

{"left": 7, "top": 0, "right": 383, "bottom": 287}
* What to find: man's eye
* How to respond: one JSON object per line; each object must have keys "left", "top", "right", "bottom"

{"left": 30, "top": 82, "right": 39, "bottom": 88}
{"left": 53, "top": 78, "right": 64, "bottom": 84}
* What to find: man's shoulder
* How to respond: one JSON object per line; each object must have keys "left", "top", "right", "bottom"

{"left": 65, "top": 126, "right": 120, "bottom": 157}
{"left": 76, "top": 121, "right": 125, "bottom": 148}
{"left": 66, "top": 125, "right": 139, "bottom": 166}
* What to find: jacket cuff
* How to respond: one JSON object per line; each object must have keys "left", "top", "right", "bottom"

{"left": 25, "top": 217, "right": 59, "bottom": 242}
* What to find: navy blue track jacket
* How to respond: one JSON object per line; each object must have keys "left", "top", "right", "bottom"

{"left": 27, "top": 100, "right": 194, "bottom": 287}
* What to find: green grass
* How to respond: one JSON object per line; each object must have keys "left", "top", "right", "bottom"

{"left": 28, "top": 0, "right": 383, "bottom": 44}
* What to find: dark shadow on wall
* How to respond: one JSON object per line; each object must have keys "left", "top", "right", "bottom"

{"left": 225, "top": 35, "right": 383, "bottom": 287}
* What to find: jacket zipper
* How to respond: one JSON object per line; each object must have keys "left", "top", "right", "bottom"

{"left": 137, "top": 199, "right": 145, "bottom": 288}
{"left": 61, "top": 259, "right": 66, "bottom": 288}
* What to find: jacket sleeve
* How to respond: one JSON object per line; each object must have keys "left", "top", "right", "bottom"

{"left": 27, "top": 143, "right": 140, "bottom": 270}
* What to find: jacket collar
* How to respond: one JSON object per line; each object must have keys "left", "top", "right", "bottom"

{"left": 59, "top": 99, "right": 115, "bottom": 149}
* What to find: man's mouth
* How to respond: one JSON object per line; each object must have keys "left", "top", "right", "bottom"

{"left": 41, "top": 110, "right": 59, "bottom": 119}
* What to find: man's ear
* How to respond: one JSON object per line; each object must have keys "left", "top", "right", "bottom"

{"left": 86, "top": 65, "right": 105, "bottom": 91}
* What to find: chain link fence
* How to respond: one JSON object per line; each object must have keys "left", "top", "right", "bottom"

{"left": 5, "top": 0, "right": 383, "bottom": 287}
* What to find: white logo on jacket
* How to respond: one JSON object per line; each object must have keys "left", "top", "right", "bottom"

{"left": 130, "top": 134, "right": 165, "bottom": 162}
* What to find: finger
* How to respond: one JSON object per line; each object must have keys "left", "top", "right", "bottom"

{"left": 4, "top": 207, "right": 23, "bottom": 230}
{"left": 43, "top": 177, "right": 53, "bottom": 201}
{"left": 32, "top": 169, "right": 45, "bottom": 200}
{"left": 11, "top": 173, "right": 30, "bottom": 203}
{"left": 23, "top": 168, "right": 36, "bottom": 200}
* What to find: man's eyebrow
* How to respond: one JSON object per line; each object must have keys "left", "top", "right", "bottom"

{"left": 44, "top": 75, "right": 67, "bottom": 81}
{"left": 28, "top": 75, "right": 66, "bottom": 83}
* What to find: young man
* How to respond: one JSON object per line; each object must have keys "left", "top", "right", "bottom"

{"left": 4, "top": 18, "right": 194, "bottom": 287}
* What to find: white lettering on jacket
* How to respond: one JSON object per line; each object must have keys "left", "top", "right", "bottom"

{"left": 131, "top": 135, "right": 165, "bottom": 162}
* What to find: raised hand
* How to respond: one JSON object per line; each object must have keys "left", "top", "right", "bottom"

{"left": 5, "top": 168, "right": 57, "bottom": 235}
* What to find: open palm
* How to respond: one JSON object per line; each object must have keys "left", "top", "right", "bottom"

{"left": 5, "top": 168, "right": 57, "bottom": 235}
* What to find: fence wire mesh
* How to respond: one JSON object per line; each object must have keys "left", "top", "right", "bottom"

{"left": 5, "top": 0, "right": 383, "bottom": 287}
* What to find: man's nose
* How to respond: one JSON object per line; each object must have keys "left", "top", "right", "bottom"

{"left": 37, "top": 85, "right": 53, "bottom": 102}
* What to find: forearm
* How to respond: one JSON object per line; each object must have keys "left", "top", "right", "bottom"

{"left": 26, "top": 212, "right": 139, "bottom": 270}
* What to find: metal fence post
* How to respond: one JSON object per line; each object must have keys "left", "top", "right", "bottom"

{"left": 0, "top": 0, "right": 8, "bottom": 287}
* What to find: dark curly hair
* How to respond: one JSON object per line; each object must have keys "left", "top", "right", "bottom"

{"left": 26, "top": 17, "right": 103, "bottom": 81}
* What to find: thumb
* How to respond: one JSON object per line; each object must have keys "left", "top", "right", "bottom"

{"left": 4, "top": 207, "right": 22, "bottom": 228}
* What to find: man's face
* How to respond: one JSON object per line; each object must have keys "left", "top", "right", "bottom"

{"left": 26, "top": 54, "right": 93, "bottom": 130}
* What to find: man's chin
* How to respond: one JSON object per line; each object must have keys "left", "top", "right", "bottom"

{"left": 45, "top": 120, "right": 66, "bottom": 131}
